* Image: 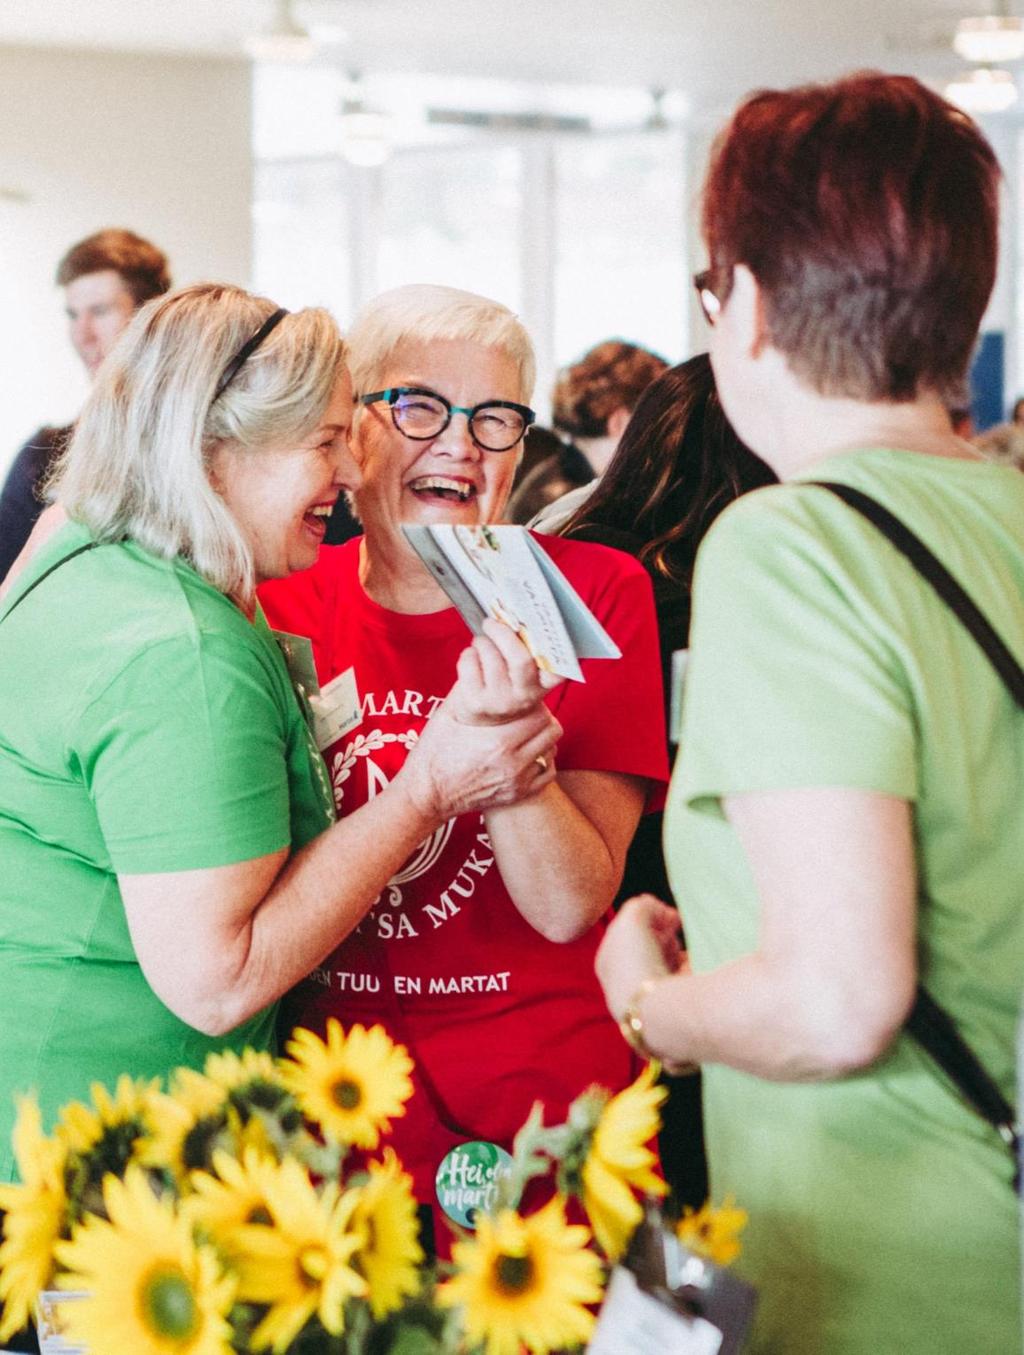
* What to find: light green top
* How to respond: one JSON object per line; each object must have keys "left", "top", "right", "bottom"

{"left": 667, "top": 448, "right": 1023, "bottom": 1355}
{"left": 0, "top": 523, "right": 334, "bottom": 1180}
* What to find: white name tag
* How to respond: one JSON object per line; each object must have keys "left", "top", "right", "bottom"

{"left": 309, "top": 666, "right": 362, "bottom": 751}
{"left": 589, "top": 1266, "right": 723, "bottom": 1355}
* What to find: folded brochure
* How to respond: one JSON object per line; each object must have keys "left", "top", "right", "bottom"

{"left": 402, "top": 523, "right": 620, "bottom": 681}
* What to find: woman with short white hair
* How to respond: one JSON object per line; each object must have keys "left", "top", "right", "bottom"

{"left": 260, "top": 283, "right": 668, "bottom": 1252}
{"left": 0, "top": 282, "right": 559, "bottom": 1184}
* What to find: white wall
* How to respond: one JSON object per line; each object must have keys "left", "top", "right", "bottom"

{"left": 0, "top": 45, "right": 252, "bottom": 474}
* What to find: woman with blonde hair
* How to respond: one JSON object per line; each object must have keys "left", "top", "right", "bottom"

{"left": 0, "top": 282, "right": 559, "bottom": 1186}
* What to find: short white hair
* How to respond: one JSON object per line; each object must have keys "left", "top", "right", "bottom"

{"left": 346, "top": 283, "right": 535, "bottom": 403}
{"left": 52, "top": 282, "right": 346, "bottom": 599}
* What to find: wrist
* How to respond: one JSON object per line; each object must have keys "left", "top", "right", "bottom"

{"left": 618, "top": 976, "right": 663, "bottom": 1060}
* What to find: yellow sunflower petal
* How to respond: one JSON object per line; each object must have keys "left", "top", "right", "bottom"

{"left": 350, "top": 1150, "right": 424, "bottom": 1318}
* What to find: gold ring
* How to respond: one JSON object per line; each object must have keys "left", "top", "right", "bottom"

{"left": 535, "top": 755, "right": 548, "bottom": 773}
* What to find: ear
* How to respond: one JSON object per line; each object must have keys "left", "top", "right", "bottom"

{"left": 206, "top": 441, "right": 231, "bottom": 494}
{"left": 606, "top": 405, "right": 632, "bottom": 442}
{"left": 731, "top": 264, "right": 771, "bottom": 359}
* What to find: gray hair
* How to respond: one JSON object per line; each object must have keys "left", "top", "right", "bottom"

{"left": 345, "top": 283, "right": 535, "bottom": 403}
{"left": 51, "top": 282, "right": 346, "bottom": 599}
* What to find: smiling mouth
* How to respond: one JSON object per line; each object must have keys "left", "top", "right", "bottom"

{"left": 408, "top": 476, "right": 476, "bottom": 504}
{"left": 302, "top": 503, "right": 335, "bottom": 534}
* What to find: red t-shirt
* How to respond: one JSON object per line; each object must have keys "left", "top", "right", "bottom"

{"left": 259, "top": 534, "right": 668, "bottom": 1244}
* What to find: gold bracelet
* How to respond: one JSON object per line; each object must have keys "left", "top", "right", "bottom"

{"left": 618, "top": 977, "right": 661, "bottom": 1060}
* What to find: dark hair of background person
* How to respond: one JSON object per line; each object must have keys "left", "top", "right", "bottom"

{"left": 558, "top": 352, "right": 775, "bottom": 1212}
{"left": 700, "top": 72, "right": 1000, "bottom": 403}
{"left": 552, "top": 338, "right": 668, "bottom": 438}
{"left": 1011, "top": 396, "right": 1024, "bottom": 425}
{"left": 55, "top": 228, "right": 172, "bottom": 307}
{"left": 562, "top": 352, "right": 776, "bottom": 593}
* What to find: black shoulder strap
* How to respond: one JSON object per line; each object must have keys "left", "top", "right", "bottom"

{"left": 0, "top": 542, "right": 99, "bottom": 627}
{"left": 811, "top": 480, "right": 1020, "bottom": 1186}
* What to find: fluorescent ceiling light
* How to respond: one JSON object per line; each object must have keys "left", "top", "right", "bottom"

{"left": 945, "top": 65, "right": 1019, "bottom": 112}
{"left": 953, "top": 16, "right": 1024, "bottom": 63}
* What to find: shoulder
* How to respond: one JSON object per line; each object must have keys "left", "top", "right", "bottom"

{"left": 529, "top": 529, "right": 649, "bottom": 586}
{"left": 258, "top": 538, "right": 359, "bottom": 624}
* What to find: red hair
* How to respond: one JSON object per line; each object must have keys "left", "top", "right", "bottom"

{"left": 701, "top": 73, "right": 1000, "bottom": 401}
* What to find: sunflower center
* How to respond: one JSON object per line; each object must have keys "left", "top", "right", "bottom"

{"left": 494, "top": 1252, "right": 535, "bottom": 1296}
{"left": 139, "top": 1265, "right": 199, "bottom": 1342}
{"left": 331, "top": 1078, "right": 362, "bottom": 1110}
{"left": 246, "top": 1204, "right": 273, "bottom": 1225}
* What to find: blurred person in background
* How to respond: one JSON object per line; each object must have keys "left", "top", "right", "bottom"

{"left": 507, "top": 337, "right": 667, "bottom": 525}
{"left": 973, "top": 420, "right": 1024, "bottom": 470}
{"left": 0, "top": 229, "right": 172, "bottom": 580}
{"left": 259, "top": 283, "right": 668, "bottom": 1254}
{"left": 597, "top": 73, "right": 1022, "bottom": 1353}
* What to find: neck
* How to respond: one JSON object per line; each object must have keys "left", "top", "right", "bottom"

{"left": 751, "top": 367, "right": 979, "bottom": 480}
{"left": 358, "top": 534, "right": 451, "bottom": 613}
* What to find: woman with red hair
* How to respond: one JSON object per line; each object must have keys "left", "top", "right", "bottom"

{"left": 597, "top": 74, "right": 1021, "bottom": 1353}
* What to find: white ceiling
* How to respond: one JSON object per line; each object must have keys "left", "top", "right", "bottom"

{"left": 0, "top": 0, "right": 1017, "bottom": 121}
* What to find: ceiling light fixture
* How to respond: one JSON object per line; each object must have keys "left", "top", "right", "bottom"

{"left": 339, "top": 75, "right": 391, "bottom": 168}
{"left": 954, "top": 14, "right": 1024, "bottom": 62}
{"left": 945, "top": 65, "right": 1019, "bottom": 112}
{"left": 244, "top": 0, "right": 316, "bottom": 63}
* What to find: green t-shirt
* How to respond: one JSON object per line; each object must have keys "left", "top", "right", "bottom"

{"left": 667, "top": 449, "right": 1023, "bottom": 1355}
{"left": 0, "top": 523, "right": 335, "bottom": 1180}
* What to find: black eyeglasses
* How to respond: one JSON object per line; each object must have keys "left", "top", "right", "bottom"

{"left": 692, "top": 267, "right": 731, "bottom": 327}
{"left": 359, "top": 387, "right": 535, "bottom": 452}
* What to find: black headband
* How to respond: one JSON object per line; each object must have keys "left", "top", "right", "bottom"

{"left": 212, "top": 307, "right": 289, "bottom": 403}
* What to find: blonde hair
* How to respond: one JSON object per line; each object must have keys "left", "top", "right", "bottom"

{"left": 346, "top": 283, "right": 535, "bottom": 402}
{"left": 52, "top": 282, "right": 346, "bottom": 599}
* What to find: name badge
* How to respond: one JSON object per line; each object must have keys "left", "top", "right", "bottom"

{"left": 309, "top": 666, "right": 362, "bottom": 751}
{"left": 272, "top": 630, "right": 321, "bottom": 709}
{"left": 590, "top": 1266, "right": 722, "bottom": 1354}
{"left": 669, "top": 647, "right": 690, "bottom": 747}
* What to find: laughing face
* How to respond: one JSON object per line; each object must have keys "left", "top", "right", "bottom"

{"left": 211, "top": 367, "right": 359, "bottom": 586}
{"left": 352, "top": 338, "right": 525, "bottom": 557}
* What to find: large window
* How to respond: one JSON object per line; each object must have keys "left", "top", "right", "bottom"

{"left": 252, "top": 69, "right": 690, "bottom": 409}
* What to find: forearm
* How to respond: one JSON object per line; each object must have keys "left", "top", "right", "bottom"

{"left": 165, "top": 774, "right": 438, "bottom": 1035}
{"left": 484, "top": 781, "right": 627, "bottom": 943}
{"left": 632, "top": 950, "right": 909, "bottom": 1081}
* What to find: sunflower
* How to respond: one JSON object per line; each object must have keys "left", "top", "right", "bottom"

{"left": 280, "top": 1021, "right": 414, "bottom": 1149}
{"left": 186, "top": 1147, "right": 281, "bottom": 1252}
{"left": 231, "top": 1156, "right": 367, "bottom": 1352}
{"left": 141, "top": 1071, "right": 230, "bottom": 1182}
{"left": 349, "top": 1149, "right": 424, "bottom": 1318}
{"left": 201, "top": 1049, "right": 280, "bottom": 1095}
{"left": 56, "top": 1074, "right": 158, "bottom": 1157}
{"left": 676, "top": 1196, "right": 748, "bottom": 1267}
{"left": 580, "top": 1064, "right": 667, "bottom": 1261}
{"left": 438, "top": 1196, "right": 602, "bottom": 1355}
{"left": 53, "top": 1165, "right": 235, "bottom": 1355}
{"left": 0, "top": 1097, "right": 68, "bottom": 1342}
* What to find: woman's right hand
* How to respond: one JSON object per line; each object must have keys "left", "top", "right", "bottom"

{"left": 397, "top": 618, "right": 562, "bottom": 820}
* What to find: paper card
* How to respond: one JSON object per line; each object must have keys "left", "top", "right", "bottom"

{"left": 308, "top": 666, "right": 361, "bottom": 751}
{"left": 589, "top": 1266, "right": 723, "bottom": 1355}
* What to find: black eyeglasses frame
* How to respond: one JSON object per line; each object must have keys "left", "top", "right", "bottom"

{"left": 359, "top": 386, "right": 536, "bottom": 453}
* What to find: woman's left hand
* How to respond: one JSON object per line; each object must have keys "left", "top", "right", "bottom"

{"left": 595, "top": 893, "right": 685, "bottom": 1021}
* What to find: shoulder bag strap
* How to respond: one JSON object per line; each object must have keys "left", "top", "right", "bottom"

{"left": 0, "top": 542, "right": 99, "bottom": 627}
{"left": 811, "top": 480, "right": 1020, "bottom": 1185}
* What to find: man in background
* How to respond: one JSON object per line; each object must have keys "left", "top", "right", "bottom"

{"left": 0, "top": 229, "right": 171, "bottom": 578}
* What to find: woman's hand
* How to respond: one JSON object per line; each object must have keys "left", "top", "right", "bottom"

{"left": 447, "top": 617, "right": 563, "bottom": 726}
{"left": 595, "top": 894, "right": 685, "bottom": 1021}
